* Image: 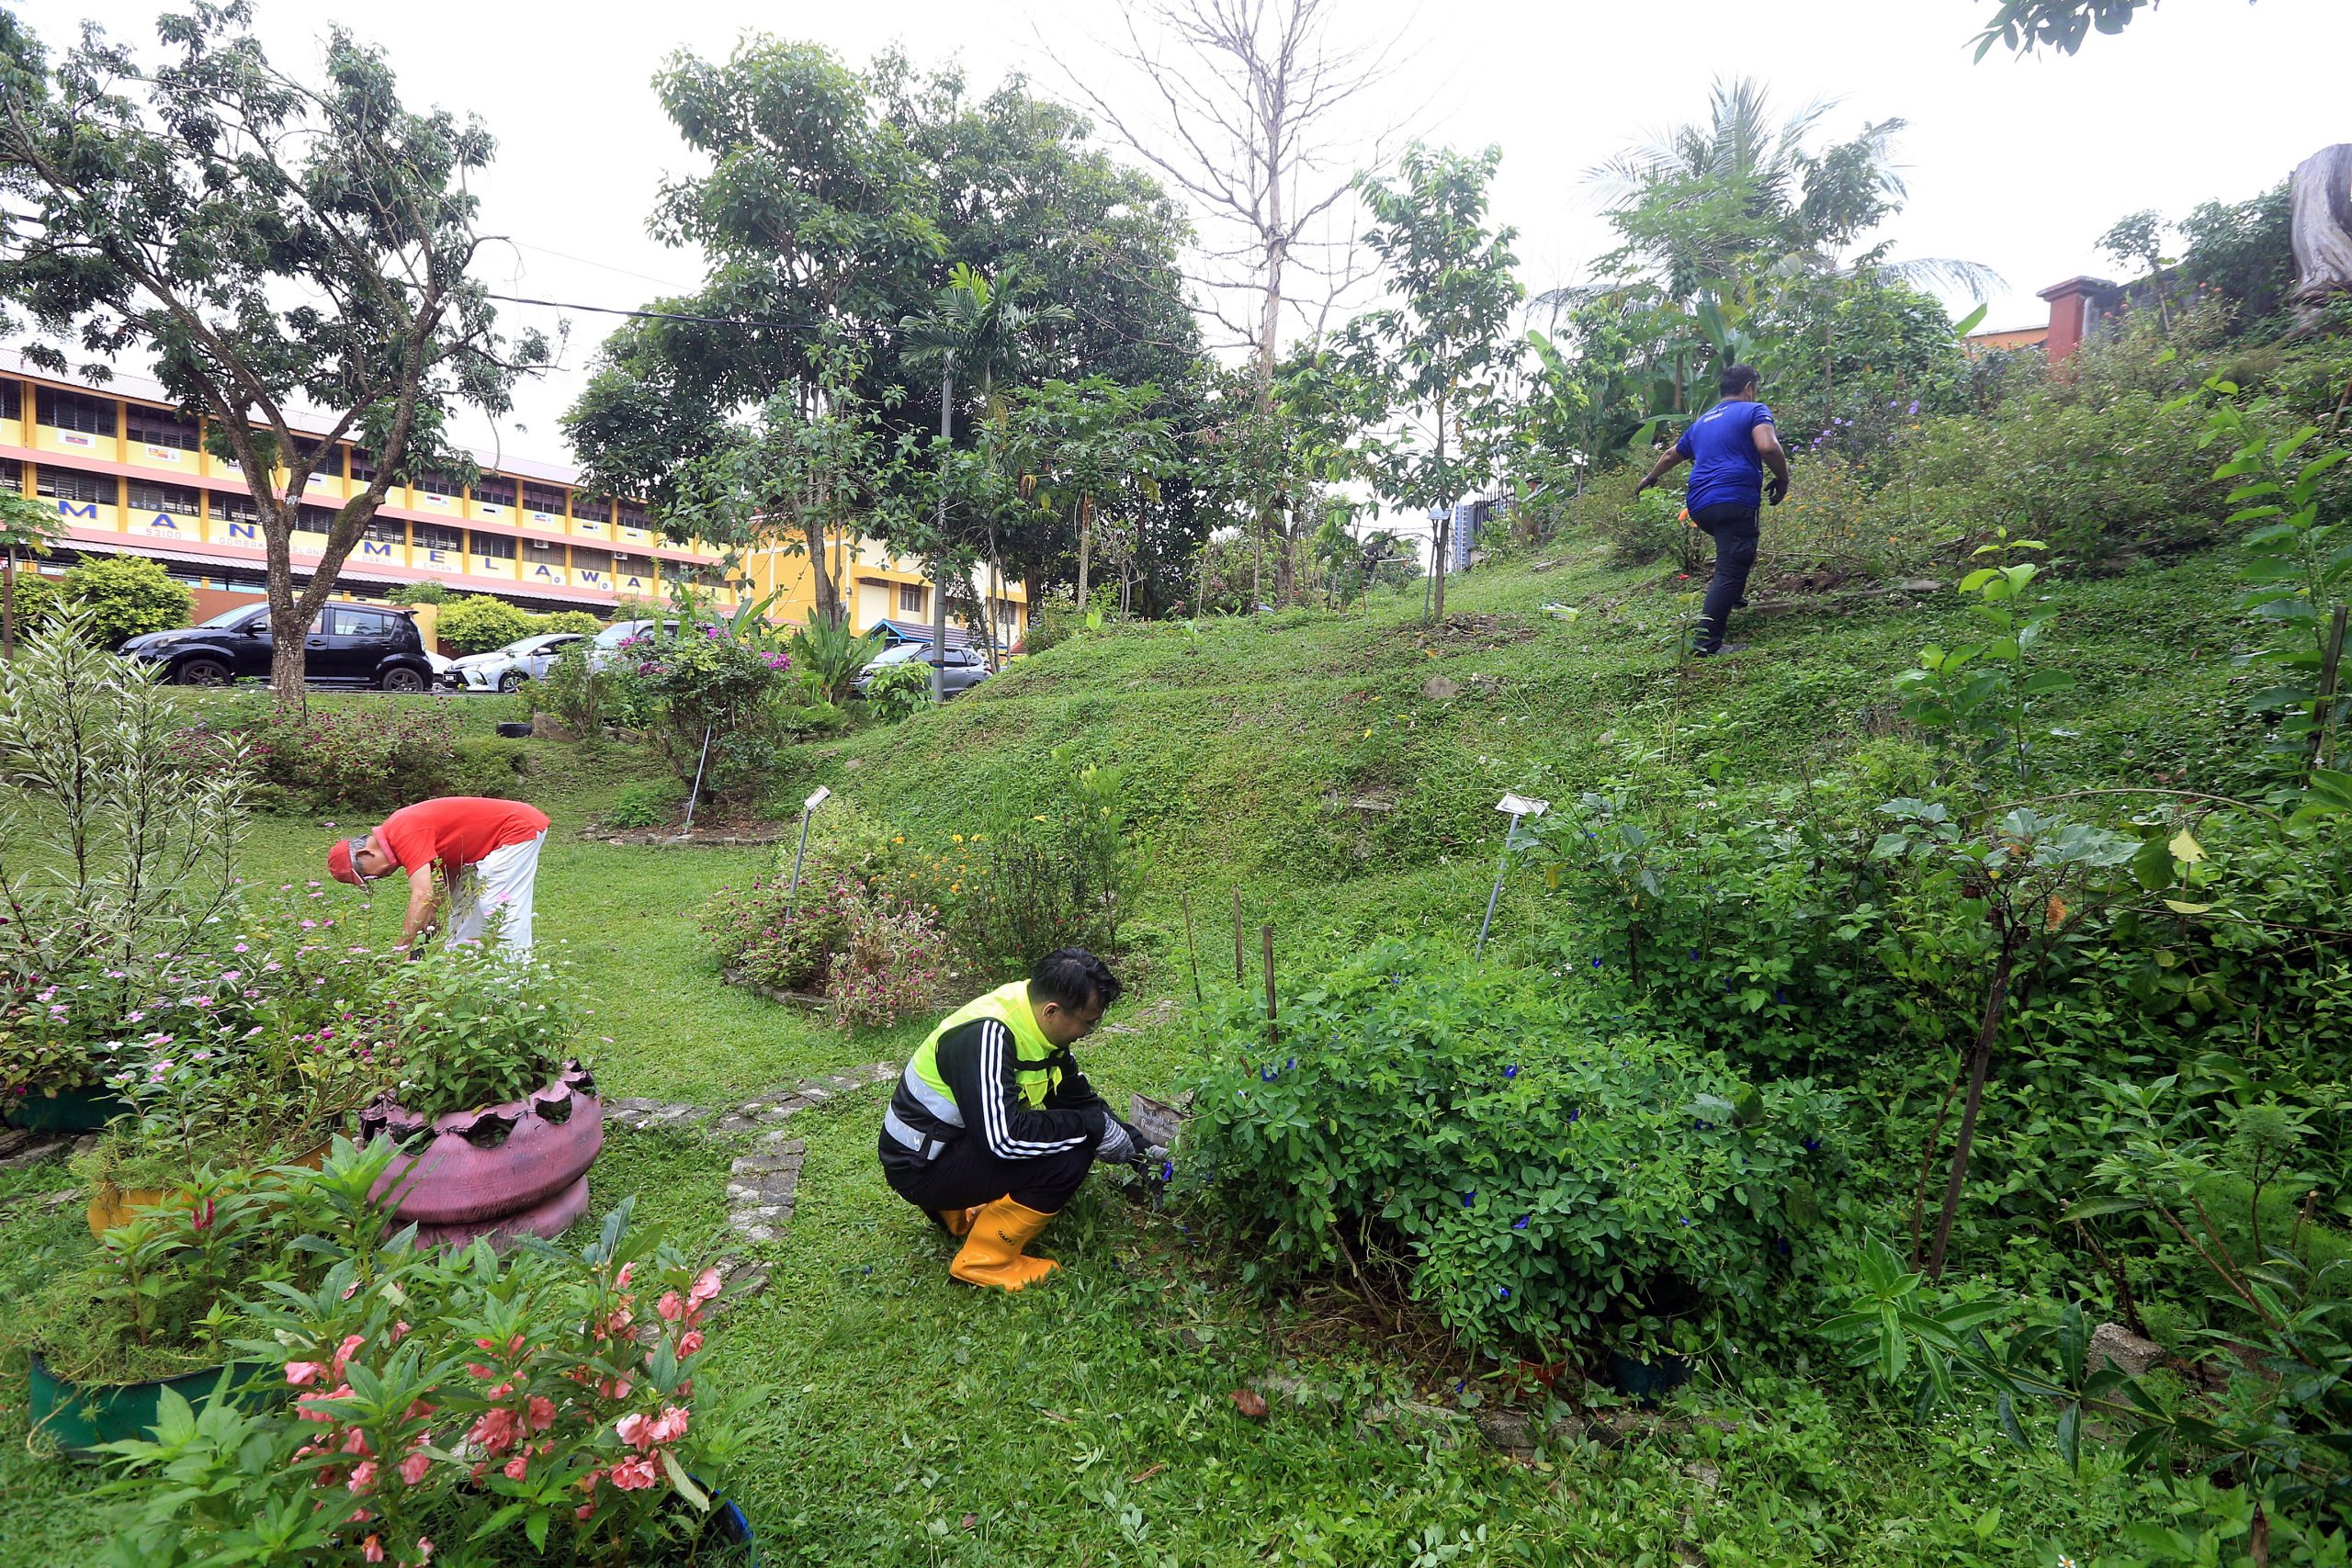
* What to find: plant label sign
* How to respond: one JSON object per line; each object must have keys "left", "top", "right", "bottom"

{"left": 803, "top": 785, "right": 832, "bottom": 813}
{"left": 1496, "top": 793, "right": 1549, "bottom": 819}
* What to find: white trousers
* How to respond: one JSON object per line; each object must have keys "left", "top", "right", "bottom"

{"left": 447, "top": 831, "right": 546, "bottom": 955}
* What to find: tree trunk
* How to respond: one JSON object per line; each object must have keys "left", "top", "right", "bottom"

{"left": 1076, "top": 494, "right": 1092, "bottom": 614}
{"left": 1430, "top": 388, "right": 1450, "bottom": 622}
{"left": 1926, "top": 920, "right": 2017, "bottom": 1280}
{"left": 1196, "top": 533, "right": 1215, "bottom": 616}
{"left": 2290, "top": 144, "right": 2352, "bottom": 321}
{"left": 805, "top": 513, "right": 840, "bottom": 627}
{"left": 933, "top": 360, "right": 952, "bottom": 705}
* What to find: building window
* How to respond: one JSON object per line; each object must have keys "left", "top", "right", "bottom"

{"left": 472, "top": 474, "right": 515, "bottom": 509}
{"left": 899, "top": 583, "right": 927, "bottom": 616}
{"left": 299, "top": 504, "right": 340, "bottom": 534}
{"left": 349, "top": 448, "right": 378, "bottom": 486}
{"left": 0, "top": 457, "right": 18, "bottom": 491}
{"left": 363, "top": 517, "right": 408, "bottom": 546}
{"left": 413, "top": 522, "right": 462, "bottom": 553}
{"left": 35, "top": 388, "right": 115, "bottom": 436}
{"left": 127, "top": 479, "right": 201, "bottom": 516}
{"left": 414, "top": 469, "right": 461, "bottom": 499}
{"left": 616, "top": 499, "right": 650, "bottom": 532}
{"left": 125, "top": 404, "right": 199, "bottom": 450}
{"left": 523, "top": 483, "right": 565, "bottom": 515}
{"left": 571, "top": 547, "right": 613, "bottom": 576}
{"left": 571, "top": 492, "right": 612, "bottom": 526}
{"left": 0, "top": 383, "right": 18, "bottom": 421}
{"left": 291, "top": 436, "right": 339, "bottom": 476}
{"left": 468, "top": 529, "right": 515, "bottom": 560}
{"left": 36, "top": 467, "right": 113, "bottom": 503}
{"left": 208, "top": 490, "right": 260, "bottom": 525}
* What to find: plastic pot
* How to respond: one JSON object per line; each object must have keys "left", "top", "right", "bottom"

{"left": 28, "top": 1353, "right": 272, "bottom": 1459}
{"left": 5, "top": 1084, "right": 132, "bottom": 1133}
{"left": 360, "top": 1062, "right": 602, "bottom": 1249}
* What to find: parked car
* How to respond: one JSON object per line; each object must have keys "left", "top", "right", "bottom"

{"left": 120, "top": 602, "right": 437, "bottom": 692}
{"left": 852, "top": 639, "right": 992, "bottom": 699}
{"left": 424, "top": 647, "right": 458, "bottom": 690}
{"left": 449, "top": 632, "right": 587, "bottom": 694}
{"left": 584, "top": 618, "right": 682, "bottom": 672}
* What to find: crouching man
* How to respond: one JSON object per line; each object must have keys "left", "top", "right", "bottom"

{"left": 879, "top": 948, "right": 1146, "bottom": 1292}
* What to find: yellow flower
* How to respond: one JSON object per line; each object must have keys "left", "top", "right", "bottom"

{"left": 892, "top": 836, "right": 903, "bottom": 844}
{"left": 952, "top": 834, "right": 964, "bottom": 843}
{"left": 1032, "top": 814, "right": 1049, "bottom": 822}
{"left": 1363, "top": 727, "right": 1374, "bottom": 739}
{"left": 950, "top": 883, "right": 962, "bottom": 893}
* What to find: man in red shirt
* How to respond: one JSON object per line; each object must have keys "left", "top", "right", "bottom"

{"left": 327, "top": 796, "right": 552, "bottom": 955}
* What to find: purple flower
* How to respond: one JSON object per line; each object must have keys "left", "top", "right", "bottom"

{"left": 1462, "top": 1190, "right": 1476, "bottom": 1207}
{"left": 1496, "top": 1285, "right": 1511, "bottom": 1301}
{"left": 1503, "top": 1065, "right": 1518, "bottom": 1079}
{"left": 1512, "top": 1214, "right": 1529, "bottom": 1231}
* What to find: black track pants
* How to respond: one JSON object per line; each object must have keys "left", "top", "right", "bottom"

{"left": 879, "top": 1126, "right": 1098, "bottom": 1217}
{"left": 1690, "top": 502, "right": 1760, "bottom": 654}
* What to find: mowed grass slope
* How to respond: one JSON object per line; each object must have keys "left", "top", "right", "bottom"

{"left": 0, "top": 543, "right": 2248, "bottom": 1563}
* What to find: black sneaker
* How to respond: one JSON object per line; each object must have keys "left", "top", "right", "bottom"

{"left": 1693, "top": 642, "right": 1751, "bottom": 659}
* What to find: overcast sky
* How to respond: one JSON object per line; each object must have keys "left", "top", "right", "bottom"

{"left": 40, "top": 0, "right": 2352, "bottom": 489}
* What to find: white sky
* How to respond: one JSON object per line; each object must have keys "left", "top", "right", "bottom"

{"left": 40, "top": 0, "right": 2352, "bottom": 523}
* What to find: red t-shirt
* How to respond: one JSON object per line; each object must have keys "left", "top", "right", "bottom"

{"left": 376, "top": 797, "right": 549, "bottom": 877}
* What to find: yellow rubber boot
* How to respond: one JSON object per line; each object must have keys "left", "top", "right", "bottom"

{"left": 936, "top": 1205, "right": 985, "bottom": 1238}
{"left": 948, "top": 1197, "right": 1061, "bottom": 1292}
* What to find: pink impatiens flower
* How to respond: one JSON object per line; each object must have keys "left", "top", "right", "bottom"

{"left": 526, "top": 1394, "right": 556, "bottom": 1432}
{"left": 286, "top": 1361, "right": 325, "bottom": 1386}
{"left": 657, "top": 1291, "right": 685, "bottom": 1323}
{"left": 398, "top": 1450, "right": 431, "bottom": 1486}
{"left": 361, "top": 1537, "right": 385, "bottom": 1563}
{"left": 677, "top": 1329, "right": 706, "bottom": 1359}
{"left": 608, "top": 1455, "right": 660, "bottom": 1491}
{"left": 614, "top": 1412, "right": 654, "bottom": 1452}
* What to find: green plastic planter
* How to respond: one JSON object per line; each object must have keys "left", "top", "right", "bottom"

{"left": 27, "top": 1354, "right": 272, "bottom": 1458}
{"left": 6, "top": 1085, "right": 131, "bottom": 1133}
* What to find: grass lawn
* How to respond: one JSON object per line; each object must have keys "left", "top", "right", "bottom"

{"left": 0, "top": 540, "right": 2237, "bottom": 1563}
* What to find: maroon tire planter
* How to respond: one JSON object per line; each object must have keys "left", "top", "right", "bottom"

{"left": 359, "top": 1062, "right": 602, "bottom": 1249}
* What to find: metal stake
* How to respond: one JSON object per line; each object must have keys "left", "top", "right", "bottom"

{"left": 783, "top": 784, "right": 832, "bottom": 919}
{"left": 1261, "top": 924, "right": 1278, "bottom": 1048}
{"left": 678, "top": 725, "right": 715, "bottom": 838}
{"left": 1476, "top": 813, "right": 1522, "bottom": 956}
{"left": 1182, "top": 891, "right": 1204, "bottom": 1003}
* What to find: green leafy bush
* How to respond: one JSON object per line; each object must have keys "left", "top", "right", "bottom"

{"left": 701, "top": 873, "right": 842, "bottom": 993}
{"left": 450, "top": 734, "right": 527, "bottom": 797}
{"left": 607, "top": 782, "right": 677, "bottom": 829}
{"left": 1180, "top": 942, "right": 1847, "bottom": 1359}
{"left": 862, "top": 659, "right": 932, "bottom": 721}
{"left": 433, "top": 593, "right": 536, "bottom": 654}
{"left": 2, "top": 565, "right": 63, "bottom": 637}
{"left": 786, "top": 615, "right": 882, "bottom": 704}
{"left": 630, "top": 629, "right": 791, "bottom": 798}
{"left": 946, "top": 758, "right": 1141, "bottom": 983}
{"left": 206, "top": 691, "right": 462, "bottom": 813}
{"left": 535, "top": 609, "right": 603, "bottom": 636}
{"left": 62, "top": 556, "right": 193, "bottom": 646}
{"left": 379, "top": 943, "right": 581, "bottom": 1120}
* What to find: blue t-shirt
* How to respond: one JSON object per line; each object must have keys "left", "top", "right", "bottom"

{"left": 1675, "top": 400, "right": 1775, "bottom": 513}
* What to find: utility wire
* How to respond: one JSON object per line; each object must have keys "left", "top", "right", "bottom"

{"left": 483, "top": 291, "right": 825, "bottom": 332}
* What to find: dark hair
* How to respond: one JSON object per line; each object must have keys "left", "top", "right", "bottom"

{"left": 1720, "top": 363, "right": 1761, "bottom": 396}
{"left": 1031, "top": 947, "right": 1122, "bottom": 1013}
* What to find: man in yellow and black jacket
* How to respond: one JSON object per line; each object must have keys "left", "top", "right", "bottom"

{"left": 878, "top": 948, "right": 1145, "bottom": 1291}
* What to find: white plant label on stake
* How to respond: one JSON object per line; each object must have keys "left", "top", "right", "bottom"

{"left": 1479, "top": 795, "right": 1550, "bottom": 954}
{"left": 804, "top": 784, "right": 832, "bottom": 813}
{"left": 1496, "top": 793, "right": 1549, "bottom": 819}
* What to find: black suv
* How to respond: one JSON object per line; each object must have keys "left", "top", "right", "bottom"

{"left": 121, "top": 603, "right": 437, "bottom": 692}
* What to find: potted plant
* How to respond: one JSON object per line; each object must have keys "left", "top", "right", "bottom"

{"left": 360, "top": 942, "right": 603, "bottom": 1248}
{"left": 25, "top": 1141, "right": 404, "bottom": 1456}
{"left": 97, "top": 1198, "right": 758, "bottom": 1566}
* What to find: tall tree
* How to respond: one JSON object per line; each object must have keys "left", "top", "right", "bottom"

{"left": 1052, "top": 0, "right": 1401, "bottom": 388}
{"left": 0, "top": 2, "right": 545, "bottom": 693}
{"left": 1347, "top": 143, "right": 1522, "bottom": 623}
{"left": 1973, "top": 0, "right": 2185, "bottom": 58}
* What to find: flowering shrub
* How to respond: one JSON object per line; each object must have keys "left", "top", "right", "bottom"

{"left": 827, "top": 884, "right": 950, "bottom": 1028}
{"left": 946, "top": 759, "right": 1142, "bottom": 984}
{"left": 378, "top": 942, "right": 582, "bottom": 1120}
{"left": 699, "top": 874, "right": 843, "bottom": 995}
{"left": 1179, "top": 941, "right": 1848, "bottom": 1361}
{"left": 630, "top": 632, "right": 790, "bottom": 799}
{"left": 196, "top": 693, "right": 465, "bottom": 813}
{"left": 96, "top": 1193, "right": 754, "bottom": 1568}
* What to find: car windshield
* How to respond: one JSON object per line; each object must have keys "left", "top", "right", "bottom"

{"left": 198, "top": 606, "right": 262, "bottom": 628}
{"left": 871, "top": 642, "right": 930, "bottom": 665}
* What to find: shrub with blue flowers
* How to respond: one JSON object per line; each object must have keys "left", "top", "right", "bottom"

{"left": 1177, "top": 941, "right": 1846, "bottom": 1360}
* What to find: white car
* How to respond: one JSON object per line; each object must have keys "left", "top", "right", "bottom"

{"left": 584, "top": 619, "right": 681, "bottom": 672}
{"left": 449, "top": 632, "right": 588, "bottom": 694}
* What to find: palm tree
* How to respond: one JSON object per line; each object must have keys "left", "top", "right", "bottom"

{"left": 899, "top": 264, "right": 1075, "bottom": 697}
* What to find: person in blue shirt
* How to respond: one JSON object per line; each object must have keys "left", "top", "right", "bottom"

{"left": 1633, "top": 364, "right": 1792, "bottom": 656}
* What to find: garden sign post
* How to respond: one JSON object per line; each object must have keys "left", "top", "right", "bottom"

{"left": 1476, "top": 794, "right": 1549, "bottom": 956}
{"left": 784, "top": 785, "right": 832, "bottom": 919}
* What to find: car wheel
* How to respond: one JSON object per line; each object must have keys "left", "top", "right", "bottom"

{"left": 498, "top": 671, "right": 523, "bottom": 693}
{"left": 175, "top": 657, "right": 232, "bottom": 687}
{"left": 379, "top": 666, "right": 428, "bottom": 694}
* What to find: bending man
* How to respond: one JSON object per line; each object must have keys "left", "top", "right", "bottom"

{"left": 1634, "top": 362, "right": 1791, "bottom": 657}
{"left": 327, "top": 795, "right": 552, "bottom": 955}
{"left": 879, "top": 948, "right": 1145, "bottom": 1292}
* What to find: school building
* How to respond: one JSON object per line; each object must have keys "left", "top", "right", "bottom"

{"left": 3, "top": 357, "right": 1024, "bottom": 647}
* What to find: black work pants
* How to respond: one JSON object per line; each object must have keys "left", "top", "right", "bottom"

{"left": 879, "top": 1126, "right": 1098, "bottom": 1218}
{"left": 1690, "top": 502, "right": 1759, "bottom": 655}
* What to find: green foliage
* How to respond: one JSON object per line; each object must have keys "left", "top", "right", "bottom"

{"left": 947, "top": 756, "right": 1142, "bottom": 983}
{"left": 606, "top": 782, "right": 678, "bottom": 829}
{"left": 862, "top": 659, "right": 932, "bottom": 721}
{"left": 1182, "top": 941, "right": 1847, "bottom": 1360}
{"left": 0, "top": 565, "right": 62, "bottom": 637}
{"left": 379, "top": 944, "right": 580, "bottom": 1121}
{"left": 213, "top": 691, "right": 464, "bottom": 813}
{"left": 60, "top": 557, "right": 193, "bottom": 646}
{"left": 450, "top": 734, "right": 528, "bottom": 798}
{"left": 386, "top": 580, "right": 447, "bottom": 605}
{"left": 536, "top": 610, "right": 603, "bottom": 637}
{"left": 630, "top": 629, "right": 793, "bottom": 799}
{"left": 786, "top": 615, "right": 884, "bottom": 705}
{"left": 434, "top": 592, "right": 537, "bottom": 655}
{"left": 1973, "top": 0, "right": 2165, "bottom": 58}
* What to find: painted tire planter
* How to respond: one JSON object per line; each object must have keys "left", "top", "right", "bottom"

{"left": 88, "top": 1141, "right": 336, "bottom": 1239}
{"left": 28, "top": 1353, "right": 272, "bottom": 1458}
{"left": 5, "top": 1084, "right": 132, "bottom": 1133}
{"left": 360, "top": 1062, "right": 602, "bottom": 1249}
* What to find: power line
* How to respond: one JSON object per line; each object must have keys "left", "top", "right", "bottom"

{"left": 484, "top": 291, "right": 825, "bottom": 332}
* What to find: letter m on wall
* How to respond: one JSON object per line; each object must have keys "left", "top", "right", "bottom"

{"left": 57, "top": 501, "right": 98, "bottom": 519}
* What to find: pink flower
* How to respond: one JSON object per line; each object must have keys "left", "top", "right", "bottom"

{"left": 688, "top": 1268, "right": 722, "bottom": 1307}
{"left": 346, "top": 1461, "right": 378, "bottom": 1493}
{"left": 650, "top": 1405, "right": 689, "bottom": 1445}
{"left": 416, "top": 1541, "right": 433, "bottom": 1563}
{"left": 615, "top": 1412, "right": 654, "bottom": 1452}
{"left": 398, "top": 1450, "right": 431, "bottom": 1486}
{"left": 468, "top": 1407, "right": 519, "bottom": 1455}
{"left": 677, "top": 1329, "right": 705, "bottom": 1359}
{"left": 333, "top": 1334, "right": 366, "bottom": 1375}
{"left": 340, "top": 1427, "right": 372, "bottom": 1458}
{"left": 526, "top": 1395, "right": 555, "bottom": 1432}
{"left": 575, "top": 1504, "right": 596, "bottom": 1522}
{"left": 502, "top": 1453, "right": 530, "bottom": 1481}
{"left": 616, "top": 1263, "right": 634, "bottom": 1287}
{"left": 608, "top": 1455, "right": 660, "bottom": 1491}
{"left": 657, "top": 1291, "right": 685, "bottom": 1323}
{"left": 286, "top": 1361, "right": 325, "bottom": 1386}
{"left": 362, "top": 1536, "right": 385, "bottom": 1563}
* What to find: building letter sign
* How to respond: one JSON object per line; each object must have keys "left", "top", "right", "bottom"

{"left": 358, "top": 539, "right": 397, "bottom": 560}
{"left": 57, "top": 500, "right": 98, "bottom": 520}
{"left": 225, "top": 521, "right": 260, "bottom": 544}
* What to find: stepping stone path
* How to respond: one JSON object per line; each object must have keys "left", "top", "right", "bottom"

{"left": 602, "top": 1062, "right": 900, "bottom": 1309}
